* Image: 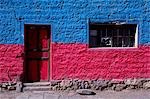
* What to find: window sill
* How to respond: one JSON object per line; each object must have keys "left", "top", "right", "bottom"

{"left": 87, "top": 46, "right": 138, "bottom": 50}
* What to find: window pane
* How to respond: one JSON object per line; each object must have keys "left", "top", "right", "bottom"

{"left": 123, "top": 28, "right": 129, "bottom": 36}
{"left": 101, "top": 29, "right": 106, "bottom": 37}
{"left": 119, "top": 28, "right": 123, "bottom": 36}
{"left": 107, "top": 29, "right": 112, "bottom": 37}
{"left": 90, "top": 30, "right": 97, "bottom": 36}
{"left": 130, "top": 28, "right": 136, "bottom": 37}
{"left": 112, "top": 28, "right": 118, "bottom": 36}
{"left": 122, "top": 37, "right": 129, "bottom": 47}
{"left": 89, "top": 37, "right": 98, "bottom": 47}
{"left": 118, "top": 37, "right": 122, "bottom": 47}
{"left": 89, "top": 24, "right": 137, "bottom": 48}
{"left": 130, "top": 37, "right": 135, "bottom": 47}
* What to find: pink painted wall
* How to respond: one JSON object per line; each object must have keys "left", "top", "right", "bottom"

{"left": 0, "top": 43, "right": 149, "bottom": 82}
{"left": 0, "top": 45, "right": 24, "bottom": 82}
{"left": 52, "top": 43, "right": 150, "bottom": 80}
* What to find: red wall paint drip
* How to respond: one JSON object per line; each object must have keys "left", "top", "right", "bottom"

{"left": 0, "top": 44, "right": 24, "bottom": 82}
{"left": 52, "top": 43, "right": 150, "bottom": 80}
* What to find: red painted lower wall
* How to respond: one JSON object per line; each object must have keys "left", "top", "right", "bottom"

{"left": 0, "top": 44, "right": 24, "bottom": 82}
{"left": 0, "top": 43, "right": 150, "bottom": 82}
{"left": 52, "top": 43, "right": 150, "bottom": 80}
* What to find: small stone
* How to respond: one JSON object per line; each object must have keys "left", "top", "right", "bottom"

{"left": 62, "top": 86, "right": 67, "bottom": 90}
{"left": 95, "top": 86, "right": 100, "bottom": 90}
{"left": 111, "top": 79, "right": 124, "bottom": 84}
{"left": 126, "top": 85, "right": 136, "bottom": 89}
{"left": 125, "top": 79, "right": 138, "bottom": 86}
{"left": 84, "top": 81, "right": 90, "bottom": 89}
{"left": 60, "top": 80, "right": 70, "bottom": 90}
{"left": 60, "top": 80, "right": 65, "bottom": 86}
{"left": 8, "top": 86, "right": 16, "bottom": 90}
{"left": 81, "top": 81, "right": 85, "bottom": 89}
{"left": 69, "top": 81, "right": 73, "bottom": 87}
{"left": 73, "top": 81, "right": 79, "bottom": 90}
{"left": 52, "top": 85, "right": 58, "bottom": 90}
{"left": 66, "top": 87, "right": 73, "bottom": 91}
{"left": 114, "top": 84, "right": 126, "bottom": 91}
{"left": 143, "top": 81, "right": 150, "bottom": 89}
{"left": 12, "top": 82, "right": 17, "bottom": 86}
{"left": 2, "top": 83, "right": 7, "bottom": 88}
{"left": 8, "top": 82, "right": 11, "bottom": 86}
{"left": 16, "top": 82, "right": 23, "bottom": 92}
{"left": 52, "top": 86, "right": 55, "bottom": 90}
{"left": 92, "top": 80, "right": 108, "bottom": 90}
{"left": 50, "top": 80, "right": 60, "bottom": 86}
{"left": 76, "top": 89, "right": 96, "bottom": 95}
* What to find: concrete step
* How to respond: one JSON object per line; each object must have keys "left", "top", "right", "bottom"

{"left": 23, "top": 82, "right": 51, "bottom": 87}
{"left": 23, "top": 82, "right": 51, "bottom": 92}
{"left": 23, "top": 86, "right": 51, "bottom": 91}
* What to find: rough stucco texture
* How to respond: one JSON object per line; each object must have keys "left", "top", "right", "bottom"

{"left": 0, "top": 45, "right": 24, "bottom": 82}
{"left": 0, "top": 0, "right": 149, "bottom": 44}
{"left": 52, "top": 43, "right": 150, "bottom": 80}
{"left": 0, "top": 0, "right": 150, "bottom": 82}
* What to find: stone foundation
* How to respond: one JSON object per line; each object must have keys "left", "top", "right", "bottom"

{"left": 49, "top": 79, "right": 150, "bottom": 91}
{"left": 1, "top": 79, "right": 150, "bottom": 91}
{"left": 0, "top": 82, "right": 17, "bottom": 91}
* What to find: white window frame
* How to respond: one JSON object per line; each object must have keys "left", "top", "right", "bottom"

{"left": 88, "top": 24, "right": 139, "bottom": 49}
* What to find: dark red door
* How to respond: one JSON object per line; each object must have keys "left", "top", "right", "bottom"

{"left": 24, "top": 25, "right": 50, "bottom": 82}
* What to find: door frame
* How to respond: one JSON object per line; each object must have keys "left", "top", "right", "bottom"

{"left": 24, "top": 24, "right": 52, "bottom": 82}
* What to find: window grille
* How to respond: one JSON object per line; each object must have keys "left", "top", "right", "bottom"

{"left": 89, "top": 24, "right": 137, "bottom": 48}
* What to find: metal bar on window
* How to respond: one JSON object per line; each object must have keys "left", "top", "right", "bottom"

{"left": 128, "top": 29, "right": 131, "bottom": 47}
{"left": 121, "top": 28, "right": 124, "bottom": 47}
{"left": 122, "top": 38, "right": 124, "bottom": 47}
{"left": 106, "top": 27, "right": 108, "bottom": 37}
{"left": 117, "top": 29, "right": 119, "bottom": 47}
{"left": 100, "top": 29, "right": 102, "bottom": 47}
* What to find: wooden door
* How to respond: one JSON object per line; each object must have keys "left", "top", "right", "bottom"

{"left": 24, "top": 25, "right": 50, "bottom": 82}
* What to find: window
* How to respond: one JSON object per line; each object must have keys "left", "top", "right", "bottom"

{"left": 89, "top": 23, "right": 137, "bottom": 48}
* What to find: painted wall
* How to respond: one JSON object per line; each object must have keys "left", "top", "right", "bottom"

{"left": 0, "top": 0, "right": 149, "bottom": 82}
{"left": 0, "top": 45, "right": 23, "bottom": 82}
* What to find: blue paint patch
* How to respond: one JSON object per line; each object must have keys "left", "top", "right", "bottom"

{"left": 0, "top": 0, "right": 149, "bottom": 45}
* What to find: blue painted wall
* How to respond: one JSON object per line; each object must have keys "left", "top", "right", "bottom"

{"left": 0, "top": 0, "right": 149, "bottom": 44}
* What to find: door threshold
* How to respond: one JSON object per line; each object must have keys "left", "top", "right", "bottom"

{"left": 23, "top": 82, "right": 51, "bottom": 86}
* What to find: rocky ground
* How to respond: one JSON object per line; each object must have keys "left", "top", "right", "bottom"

{"left": 1, "top": 89, "right": 150, "bottom": 99}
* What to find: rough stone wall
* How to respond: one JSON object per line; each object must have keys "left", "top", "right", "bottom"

{"left": 0, "top": 0, "right": 149, "bottom": 82}
{"left": 2, "top": 79, "right": 150, "bottom": 91}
